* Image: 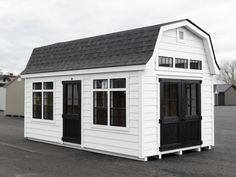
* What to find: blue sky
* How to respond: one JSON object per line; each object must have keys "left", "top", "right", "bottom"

{"left": 0, "top": 0, "right": 235, "bottom": 74}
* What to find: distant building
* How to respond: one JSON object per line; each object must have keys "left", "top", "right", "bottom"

{"left": 4, "top": 77, "right": 24, "bottom": 117}
{"left": 0, "top": 73, "right": 17, "bottom": 115}
{"left": 0, "top": 73, "right": 17, "bottom": 87}
{"left": 0, "top": 87, "right": 5, "bottom": 115}
{"left": 214, "top": 84, "right": 236, "bottom": 106}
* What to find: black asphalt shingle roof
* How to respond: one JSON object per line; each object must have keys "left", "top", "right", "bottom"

{"left": 22, "top": 19, "right": 219, "bottom": 74}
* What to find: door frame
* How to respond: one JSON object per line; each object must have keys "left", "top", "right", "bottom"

{"left": 62, "top": 80, "right": 82, "bottom": 145}
{"left": 159, "top": 78, "right": 202, "bottom": 151}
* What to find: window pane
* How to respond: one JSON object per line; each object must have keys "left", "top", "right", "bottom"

{"left": 33, "top": 92, "right": 42, "bottom": 119}
{"left": 110, "top": 78, "right": 126, "bottom": 88}
{"left": 33, "top": 82, "right": 42, "bottom": 90}
{"left": 163, "top": 83, "right": 178, "bottom": 117}
{"left": 190, "top": 60, "right": 202, "bottom": 70}
{"left": 93, "top": 79, "right": 108, "bottom": 89}
{"left": 185, "top": 84, "right": 198, "bottom": 116}
{"left": 110, "top": 91, "right": 126, "bottom": 127}
{"left": 93, "top": 91, "right": 108, "bottom": 125}
{"left": 175, "top": 58, "right": 188, "bottom": 69}
{"left": 159, "top": 56, "right": 173, "bottom": 67}
{"left": 43, "top": 92, "right": 53, "bottom": 120}
{"left": 66, "top": 84, "right": 73, "bottom": 113}
{"left": 179, "top": 31, "right": 184, "bottom": 40}
{"left": 73, "top": 84, "right": 79, "bottom": 113}
{"left": 44, "top": 82, "right": 53, "bottom": 90}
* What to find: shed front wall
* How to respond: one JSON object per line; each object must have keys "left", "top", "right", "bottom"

{"left": 24, "top": 71, "right": 142, "bottom": 158}
{"left": 142, "top": 27, "right": 215, "bottom": 157}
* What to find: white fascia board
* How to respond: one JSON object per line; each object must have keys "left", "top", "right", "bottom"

{"left": 21, "top": 65, "right": 146, "bottom": 78}
{"left": 153, "top": 20, "right": 219, "bottom": 75}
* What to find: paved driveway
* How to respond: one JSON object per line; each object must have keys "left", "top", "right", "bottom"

{"left": 0, "top": 113, "right": 235, "bottom": 177}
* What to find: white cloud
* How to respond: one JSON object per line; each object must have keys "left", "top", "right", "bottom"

{"left": 0, "top": 0, "right": 235, "bottom": 73}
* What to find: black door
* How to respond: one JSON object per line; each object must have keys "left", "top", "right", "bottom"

{"left": 160, "top": 79, "right": 202, "bottom": 151}
{"left": 62, "top": 81, "right": 81, "bottom": 144}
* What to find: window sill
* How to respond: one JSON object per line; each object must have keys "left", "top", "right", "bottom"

{"left": 31, "top": 118, "right": 55, "bottom": 124}
{"left": 90, "top": 124, "right": 130, "bottom": 133}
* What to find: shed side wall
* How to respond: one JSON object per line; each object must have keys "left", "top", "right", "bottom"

{"left": 24, "top": 71, "right": 141, "bottom": 157}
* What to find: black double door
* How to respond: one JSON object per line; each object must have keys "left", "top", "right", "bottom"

{"left": 62, "top": 81, "right": 81, "bottom": 144}
{"left": 160, "top": 79, "right": 202, "bottom": 151}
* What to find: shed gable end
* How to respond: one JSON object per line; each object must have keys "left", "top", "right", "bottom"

{"left": 148, "top": 20, "right": 219, "bottom": 75}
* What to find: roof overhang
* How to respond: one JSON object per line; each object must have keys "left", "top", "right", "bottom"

{"left": 21, "top": 64, "right": 146, "bottom": 78}
{"left": 154, "top": 19, "right": 220, "bottom": 75}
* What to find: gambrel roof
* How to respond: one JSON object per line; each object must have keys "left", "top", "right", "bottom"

{"left": 22, "top": 19, "right": 219, "bottom": 75}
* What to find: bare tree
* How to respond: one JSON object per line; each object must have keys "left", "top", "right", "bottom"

{"left": 216, "top": 60, "right": 236, "bottom": 84}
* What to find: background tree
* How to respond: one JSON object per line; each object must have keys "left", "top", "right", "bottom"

{"left": 216, "top": 60, "right": 236, "bottom": 84}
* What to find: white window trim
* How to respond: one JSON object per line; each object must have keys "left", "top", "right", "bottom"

{"left": 32, "top": 81, "right": 55, "bottom": 122}
{"left": 177, "top": 28, "right": 186, "bottom": 43}
{"left": 91, "top": 76, "right": 129, "bottom": 131}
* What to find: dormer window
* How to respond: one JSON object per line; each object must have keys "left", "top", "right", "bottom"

{"left": 179, "top": 31, "right": 184, "bottom": 40}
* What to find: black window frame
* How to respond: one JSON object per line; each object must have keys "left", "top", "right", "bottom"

{"left": 175, "top": 58, "right": 188, "bottom": 69}
{"left": 160, "top": 79, "right": 201, "bottom": 119}
{"left": 32, "top": 82, "right": 54, "bottom": 120}
{"left": 190, "top": 60, "right": 202, "bottom": 70}
{"left": 158, "top": 56, "right": 173, "bottom": 67}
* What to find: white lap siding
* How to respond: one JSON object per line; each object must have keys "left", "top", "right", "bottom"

{"left": 142, "top": 27, "right": 214, "bottom": 157}
{"left": 24, "top": 78, "right": 64, "bottom": 143}
{"left": 24, "top": 71, "right": 142, "bottom": 158}
{"left": 82, "top": 72, "right": 141, "bottom": 157}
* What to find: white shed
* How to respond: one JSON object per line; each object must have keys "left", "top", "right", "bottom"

{"left": 21, "top": 19, "right": 219, "bottom": 161}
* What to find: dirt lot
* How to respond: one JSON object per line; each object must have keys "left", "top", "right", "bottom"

{"left": 0, "top": 109, "right": 235, "bottom": 177}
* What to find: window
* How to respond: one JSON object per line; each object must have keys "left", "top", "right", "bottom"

{"left": 177, "top": 28, "right": 185, "bottom": 43}
{"left": 163, "top": 83, "right": 178, "bottom": 117}
{"left": 93, "top": 79, "right": 108, "bottom": 89}
{"left": 184, "top": 83, "right": 199, "bottom": 116}
{"left": 110, "top": 78, "right": 126, "bottom": 88}
{"left": 179, "top": 31, "right": 184, "bottom": 40}
{"left": 65, "top": 84, "right": 80, "bottom": 114}
{"left": 32, "top": 82, "right": 53, "bottom": 120}
{"left": 93, "top": 78, "right": 126, "bottom": 127}
{"left": 190, "top": 60, "right": 202, "bottom": 70}
{"left": 33, "top": 92, "right": 42, "bottom": 119}
{"left": 183, "top": 83, "right": 201, "bottom": 117}
{"left": 94, "top": 91, "right": 108, "bottom": 125}
{"left": 43, "top": 92, "right": 53, "bottom": 120}
{"left": 159, "top": 56, "right": 173, "bottom": 67}
{"left": 175, "top": 58, "right": 188, "bottom": 69}
{"left": 33, "top": 82, "right": 42, "bottom": 90}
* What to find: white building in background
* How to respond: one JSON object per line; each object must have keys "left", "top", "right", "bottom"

{"left": 0, "top": 73, "right": 16, "bottom": 115}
